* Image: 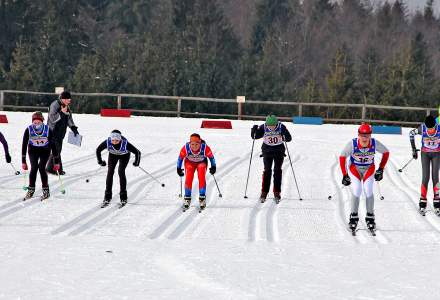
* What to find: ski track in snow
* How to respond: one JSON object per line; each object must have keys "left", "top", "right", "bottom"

{"left": 67, "top": 163, "right": 175, "bottom": 236}
{"left": 386, "top": 158, "right": 440, "bottom": 235}
{"left": 330, "top": 157, "right": 364, "bottom": 244}
{"left": 0, "top": 167, "right": 107, "bottom": 221}
{"left": 5, "top": 113, "right": 440, "bottom": 299}
{"left": 165, "top": 156, "right": 244, "bottom": 240}
{"left": 150, "top": 155, "right": 247, "bottom": 240}
{"left": 51, "top": 148, "right": 174, "bottom": 236}
{"left": 248, "top": 161, "right": 293, "bottom": 242}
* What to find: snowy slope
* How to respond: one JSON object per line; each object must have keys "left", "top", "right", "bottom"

{"left": 1, "top": 111, "right": 440, "bottom": 299}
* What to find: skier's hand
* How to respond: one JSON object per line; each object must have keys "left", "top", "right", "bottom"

{"left": 22, "top": 163, "right": 28, "bottom": 171}
{"left": 374, "top": 168, "right": 384, "bottom": 181}
{"left": 412, "top": 148, "right": 418, "bottom": 160}
{"left": 342, "top": 175, "right": 351, "bottom": 186}
{"left": 177, "top": 168, "right": 184, "bottom": 177}
{"left": 5, "top": 153, "right": 11, "bottom": 163}
{"left": 209, "top": 166, "right": 216, "bottom": 175}
{"left": 133, "top": 161, "right": 140, "bottom": 167}
{"left": 61, "top": 105, "right": 69, "bottom": 114}
{"left": 53, "top": 164, "right": 60, "bottom": 172}
{"left": 98, "top": 160, "right": 107, "bottom": 167}
{"left": 71, "top": 126, "right": 79, "bottom": 137}
{"left": 251, "top": 125, "right": 258, "bottom": 139}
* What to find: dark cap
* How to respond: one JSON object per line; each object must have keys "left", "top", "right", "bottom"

{"left": 60, "top": 91, "right": 71, "bottom": 99}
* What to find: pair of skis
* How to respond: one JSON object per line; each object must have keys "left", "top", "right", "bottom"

{"left": 182, "top": 204, "right": 206, "bottom": 213}
{"left": 101, "top": 201, "right": 126, "bottom": 209}
{"left": 350, "top": 226, "right": 376, "bottom": 237}
{"left": 23, "top": 194, "right": 50, "bottom": 202}
{"left": 419, "top": 208, "right": 440, "bottom": 217}
{"left": 260, "top": 198, "right": 281, "bottom": 204}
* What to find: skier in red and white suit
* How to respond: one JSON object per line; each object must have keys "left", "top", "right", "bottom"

{"left": 177, "top": 133, "right": 216, "bottom": 210}
{"left": 339, "top": 123, "right": 390, "bottom": 231}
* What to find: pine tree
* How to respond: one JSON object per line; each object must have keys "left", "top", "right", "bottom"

{"left": 245, "top": 0, "right": 303, "bottom": 103}
{"left": 169, "top": 0, "right": 241, "bottom": 99}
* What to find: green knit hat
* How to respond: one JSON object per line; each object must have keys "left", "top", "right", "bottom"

{"left": 265, "top": 115, "right": 278, "bottom": 126}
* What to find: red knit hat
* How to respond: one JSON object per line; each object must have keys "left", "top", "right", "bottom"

{"left": 32, "top": 111, "right": 44, "bottom": 122}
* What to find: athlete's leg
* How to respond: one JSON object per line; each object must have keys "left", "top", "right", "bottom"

{"left": 349, "top": 164, "right": 362, "bottom": 213}
{"left": 184, "top": 161, "right": 196, "bottom": 197}
{"left": 196, "top": 162, "right": 207, "bottom": 196}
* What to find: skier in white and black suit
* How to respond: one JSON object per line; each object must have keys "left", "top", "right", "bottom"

{"left": 339, "top": 123, "right": 390, "bottom": 232}
{"left": 96, "top": 130, "right": 141, "bottom": 207}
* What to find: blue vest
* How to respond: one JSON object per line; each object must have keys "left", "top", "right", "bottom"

{"left": 28, "top": 124, "right": 49, "bottom": 147}
{"left": 107, "top": 137, "right": 128, "bottom": 155}
{"left": 263, "top": 122, "right": 283, "bottom": 146}
{"left": 421, "top": 124, "right": 440, "bottom": 152}
{"left": 185, "top": 143, "right": 206, "bottom": 163}
{"left": 350, "top": 138, "right": 376, "bottom": 167}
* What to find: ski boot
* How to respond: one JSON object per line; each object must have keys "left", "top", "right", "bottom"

{"left": 365, "top": 213, "right": 376, "bottom": 236}
{"left": 101, "top": 191, "right": 112, "bottom": 208}
{"left": 40, "top": 187, "right": 50, "bottom": 201}
{"left": 260, "top": 192, "right": 268, "bottom": 203}
{"left": 348, "top": 212, "right": 359, "bottom": 235}
{"left": 199, "top": 195, "right": 206, "bottom": 213}
{"left": 23, "top": 187, "right": 35, "bottom": 201}
{"left": 274, "top": 191, "right": 281, "bottom": 204}
{"left": 434, "top": 196, "right": 440, "bottom": 216}
{"left": 419, "top": 197, "right": 427, "bottom": 216}
{"left": 183, "top": 196, "right": 191, "bottom": 212}
{"left": 119, "top": 191, "right": 128, "bottom": 208}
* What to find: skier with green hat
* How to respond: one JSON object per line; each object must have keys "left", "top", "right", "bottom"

{"left": 251, "top": 114, "right": 292, "bottom": 203}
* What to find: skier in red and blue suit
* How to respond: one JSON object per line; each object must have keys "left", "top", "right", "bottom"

{"left": 177, "top": 133, "right": 216, "bottom": 210}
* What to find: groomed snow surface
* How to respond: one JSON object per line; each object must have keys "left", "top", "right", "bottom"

{"left": 1, "top": 111, "right": 440, "bottom": 299}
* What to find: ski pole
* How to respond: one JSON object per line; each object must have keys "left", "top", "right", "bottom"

{"left": 85, "top": 166, "right": 104, "bottom": 183}
{"left": 57, "top": 170, "right": 66, "bottom": 194}
{"left": 376, "top": 181, "right": 384, "bottom": 200}
{"left": 138, "top": 166, "right": 165, "bottom": 187}
{"left": 179, "top": 176, "right": 183, "bottom": 198}
{"left": 328, "top": 185, "right": 346, "bottom": 200}
{"left": 284, "top": 141, "right": 303, "bottom": 201}
{"left": 398, "top": 154, "right": 417, "bottom": 172}
{"left": 244, "top": 137, "right": 256, "bottom": 199}
{"left": 9, "top": 163, "right": 20, "bottom": 175}
{"left": 212, "top": 174, "right": 223, "bottom": 198}
{"left": 22, "top": 171, "right": 28, "bottom": 191}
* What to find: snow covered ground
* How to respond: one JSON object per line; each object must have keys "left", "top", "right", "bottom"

{"left": 1, "top": 111, "right": 440, "bottom": 299}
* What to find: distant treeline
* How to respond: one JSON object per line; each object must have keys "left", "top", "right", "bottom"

{"left": 0, "top": 0, "right": 439, "bottom": 121}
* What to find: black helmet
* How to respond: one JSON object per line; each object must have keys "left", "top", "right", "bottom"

{"left": 424, "top": 115, "right": 436, "bottom": 129}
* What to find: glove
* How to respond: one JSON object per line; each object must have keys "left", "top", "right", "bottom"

{"left": 71, "top": 126, "right": 79, "bottom": 137}
{"left": 5, "top": 153, "right": 11, "bottom": 163}
{"left": 177, "top": 168, "right": 184, "bottom": 177}
{"left": 53, "top": 164, "right": 60, "bottom": 172}
{"left": 98, "top": 160, "right": 107, "bottom": 167}
{"left": 342, "top": 175, "right": 351, "bottom": 186}
{"left": 209, "top": 166, "right": 216, "bottom": 175}
{"left": 133, "top": 161, "right": 140, "bottom": 167}
{"left": 412, "top": 148, "right": 418, "bottom": 160}
{"left": 374, "top": 168, "right": 384, "bottom": 181}
{"left": 22, "top": 163, "right": 28, "bottom": 171}
{"left": 251, "top": 125, "right": 258, "bottom": 139}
